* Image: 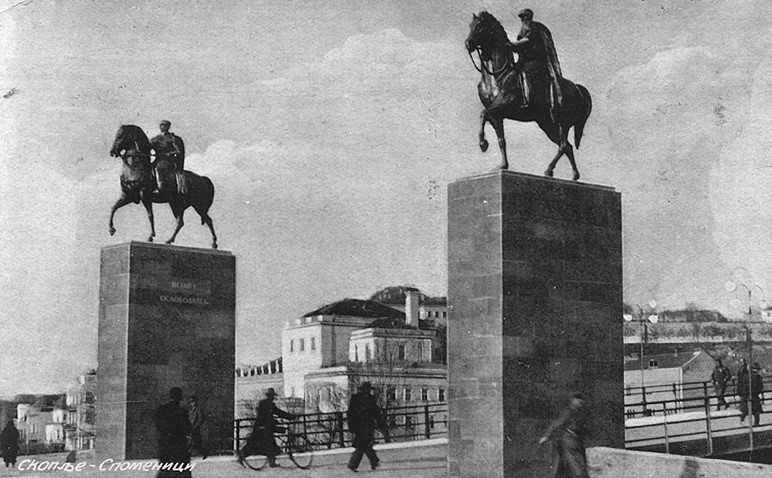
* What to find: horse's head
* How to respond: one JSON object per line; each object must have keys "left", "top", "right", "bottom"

{"left": 110, "top": 125, "right": 129, "bottom": 157}
{"left": 466, "top": 11, "right": 508, "bottom": 55}
{"left": 110, "top": 124, "right": 151, "bottom": 158}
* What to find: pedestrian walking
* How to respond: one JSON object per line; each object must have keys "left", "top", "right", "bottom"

{"left": 0, "top": 420, "right": 19, "bottom": 468}
{"left": 188, "top": 396, "right": 209, "bottom": 459}
{"left": 347, "top": 382, "right": 386, "bottom": 472}
{"left": 155, "top": 387, "right": 193, "bottom": 477}
{"left": 539, "top": 393, "right": 589, "bottom": 478}
{"left": 711, "top": 359, "right": 732, "bottom": 410}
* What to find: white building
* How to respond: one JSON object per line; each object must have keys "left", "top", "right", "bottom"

{"left": 65, "top": 371, "right": 96, "bottom": 451}
{"left": 282, "top": 298, "right": 408, "bottom": 398}
{"left": 279, "top": 286, "right": 448, "bottom": 411}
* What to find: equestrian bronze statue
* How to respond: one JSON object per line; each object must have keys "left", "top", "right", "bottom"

{"left": 466, "top": 11, "right": 592, "bottom": 180}
{"left": 108, "top": 125, "right": 219, "bottom": 248}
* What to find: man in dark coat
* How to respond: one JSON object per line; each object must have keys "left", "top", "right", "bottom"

{"left": 507, "top": 8, "right": 563, "bottom": 116}
{"left": 150, "top": 120, "right": 187, "bottom": 195}
{"left": 539, "top": 393, "right": 589, "bottom": 478}
{"left": 188, "top": 396, "right": 209, "bottom": 459}
{"left": 155, "top": 387, "right": 193, "bottom": 478}
{"left": 711, "top": 359, "right": 732, "bottom": 410}
{"left": 0, "top": 420, "right": 19, "bottom": 468}
{"left": 238, "top": 388, "right": 296, "bottom": 468}
{"left": 739, "top": 362, "right": 765, "bottom": 426}
{"left": 737, "top": 360, "right": 750, "bottom": 422}
{"left": 347, "top": 382, "right": 386, "bottom": 472}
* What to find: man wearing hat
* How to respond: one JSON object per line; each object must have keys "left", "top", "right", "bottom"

{"left": 150, "top": 120, "right": 187, "bottom": 195}
{"left": 154, "top": 387, "right": 193, "bottom": 477}
{"left": 507, "top": 8, "right": 563, "bottom": 115}
{"left": 347, "top": 382, "right": 386, "bottom": 472}
{"left": 238, "top": 388, "right": 297, "bottom": 468}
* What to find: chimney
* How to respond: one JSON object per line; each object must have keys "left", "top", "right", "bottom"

{"left": 405, "top": 290, "right": 420, "bottom": 326}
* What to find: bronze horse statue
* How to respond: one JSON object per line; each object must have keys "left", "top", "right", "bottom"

{"left": 466, "top": 11, "right": 592, "bottom": 180}
{"left": 108, "top": 124, "right": 219, "bottom": 248}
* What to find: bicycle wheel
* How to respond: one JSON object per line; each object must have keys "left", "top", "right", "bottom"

{"left": 288, "top": 435, "right": 314, "bottom": 469}
{"left": 241, "top": 450, "right": 268, "bottom": 470}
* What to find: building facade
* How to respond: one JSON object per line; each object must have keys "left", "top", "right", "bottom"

{"left": 65, "top": 371, "right": 96, "bottom": 451}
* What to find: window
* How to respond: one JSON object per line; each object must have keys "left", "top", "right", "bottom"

{"left": 300, "top": 338, "right": 305, "bottom": 351}
{"left": 310, "top": 337, "right": 316, "bottom": 351}
{"left": 290, "top": 340, "right": 294, "bottom": 352}
{"left": 439, "top": 388, "right": 445, "bottom": 402}
{"left": 387, "top": 387, "right": 396, "bottom": 401}
{"left": 442, "top": 311, "right": 447, "bottom": 318}
{"left": 405, "top": 415, "right": 413, "bottom": 428}
{"left": 355, "top": 346, "right": 359, "bottom": 362}
{"left": 389, "top": 415, "right": 397, "bottom": 428}
{"left": 421, "top": 388, "right": 429, "bottom": 401}
{"left": 365, "top": 345, "right": 371, "bottom": 361}
{"left": 398, "top": 345, "right": 406, "bottom": 361}
{"left": 404, "top": 388, "right": 412, "bottom": 401}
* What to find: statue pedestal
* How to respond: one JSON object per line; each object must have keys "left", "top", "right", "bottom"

{"left": 447, "top": 171, "right": 624, "bottom": 477}
{"left": 96, "top": 242, "right": 235, "bottom": 461}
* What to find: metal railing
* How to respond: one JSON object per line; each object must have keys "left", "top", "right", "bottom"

{"left": 625, "top": 378, "right": 772, "bottom": 456}
{"left": 624, "top": 376, "right": 772, "bottom": 418}
{"left": 233, "top": 402, "right": 448, "bottom": 454}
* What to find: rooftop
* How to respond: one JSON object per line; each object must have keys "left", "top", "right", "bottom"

{"left": 302, "top": 298, "right": 406, "bottom": 319}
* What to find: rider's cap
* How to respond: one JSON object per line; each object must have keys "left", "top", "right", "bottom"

{"left": 517, "top": 8, "right": 534, "bottom": 19}
{"left": 159, "top": 120, "right": 171, "bottom": 126}
{"left": 265, "top": 388, "right": 277, "bottom": 397}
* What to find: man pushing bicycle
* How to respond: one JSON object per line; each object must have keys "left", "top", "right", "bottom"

{"left": 238, "top": 388, "right": 297, "bottom": 468}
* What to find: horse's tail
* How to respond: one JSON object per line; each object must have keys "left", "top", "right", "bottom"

{"left": 574, "top": 84, "right": 592, "bottom": 149}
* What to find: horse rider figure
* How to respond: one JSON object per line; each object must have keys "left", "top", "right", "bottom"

{"left": 150, "top": 120, "right": 187, "bottom": 195}
{"left": 507, "top": 8, "right": 563, "bottom": 118}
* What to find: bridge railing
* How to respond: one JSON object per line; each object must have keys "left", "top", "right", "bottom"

{"left": 624, "top": 376, "right": 772, "bottom": 419}
{"left": 233, "top": 402, "right": 448, "bottom": 453}
{"left": 625, "top": 385, "right": 772, "bottom": 455}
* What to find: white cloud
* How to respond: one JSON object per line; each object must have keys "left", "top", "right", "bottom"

{"left": 262, "top": 29, "right": 462, "bottom": 94}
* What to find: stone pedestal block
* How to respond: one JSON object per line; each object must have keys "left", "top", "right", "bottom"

{"left": 447, "top": 171, "right": 624, "bottom": 477}
{"left": 96, "top": 242, "right": 235, "bottom": 461}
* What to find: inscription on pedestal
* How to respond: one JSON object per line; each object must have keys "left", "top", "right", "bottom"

{"left": 96, "top": 242, "right": 235, "bottom": 461}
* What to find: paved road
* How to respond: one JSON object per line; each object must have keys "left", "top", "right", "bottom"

{"left": 0, "top": 440, "right": 448, "bottom": 478}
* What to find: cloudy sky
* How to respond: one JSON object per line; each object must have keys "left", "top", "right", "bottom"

{"left": 1, "top": 0, "right": 771, "bottom": 394}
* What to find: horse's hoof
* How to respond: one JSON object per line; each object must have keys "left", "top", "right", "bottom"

{"left": 573, "top": 172, "right": 581, "bottom": 181}
{"left": 479, "top": 140, "right": 489, "bottom": 152}
{"left": 544, "top": 169, "right": 554, "bottom": 177}
{"left": 109, "top": 227, "right": 116, "bottom": 236}
{"left": 148, "top": 237, "right": 154, "bottom": 243}
{"left": 165, "top": 239, "right": 173, "bottom": 245}
{"left": 212, "top": 242, "right": 218, "bottom": 250}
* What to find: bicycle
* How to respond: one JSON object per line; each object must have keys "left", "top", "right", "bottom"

{"left": 239, "top": 420, "right": 315, "bottom": 470}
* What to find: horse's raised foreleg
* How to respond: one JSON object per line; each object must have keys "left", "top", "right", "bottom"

{"left": 139, "top": 190, "right": 156, "bottom": 242}
{"left": 109, "top": 195, "right": 133, "bottom": 236}
{"left": 166, "top": 204, "right": 185, "bottom": 245}
{"left": 479, "top": 109, "right": 489, "bottom": 152}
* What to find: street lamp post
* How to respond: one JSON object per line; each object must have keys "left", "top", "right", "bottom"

{"left": 725, "top": 273, "right": 768, "bottom": 456}
{"left": 624, "top": 301, "right": 659, "bottom": 416}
